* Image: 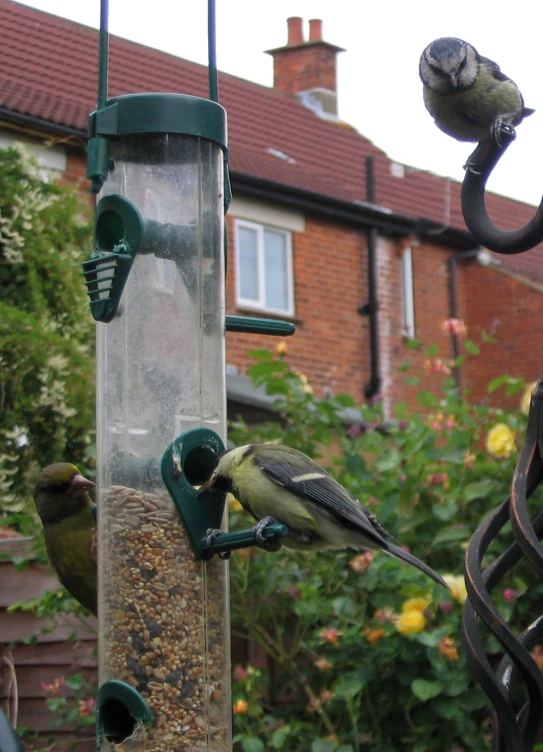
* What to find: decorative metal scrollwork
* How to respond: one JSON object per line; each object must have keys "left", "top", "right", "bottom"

{"left": 462, "top": 379, "right": 543, "bottom": 750}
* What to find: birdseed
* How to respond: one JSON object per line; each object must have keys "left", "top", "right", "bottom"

{"left": 99, "top": 484, "right": 231, "bottom": 751}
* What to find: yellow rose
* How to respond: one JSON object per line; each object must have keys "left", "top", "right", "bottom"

{"left": 443, "top": 574, "right": 468, "bottom": 604}
{"left": 520, "top": 382, "right": 537, "bottom": 416}
{"left": 486, "top": 423, "right": 515, "bottom": 459}
{"left": 401, "top": 597, "right": 431, "bottom": 614}
{"left": 396, "top": 609, "right": 427, "bottom": 635}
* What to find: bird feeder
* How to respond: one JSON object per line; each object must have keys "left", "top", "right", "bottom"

{"left": 89, "top": 92, "right": 232, "bottom": 750}
{"left": 84, "top": 2, "right": 294, "bottom": 749}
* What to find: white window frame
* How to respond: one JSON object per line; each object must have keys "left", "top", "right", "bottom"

{"left": 401, "top": 245, "right": 416, "bottom": 339}
{"left": 234, "top": 218, "right": 295, "bottom": 317}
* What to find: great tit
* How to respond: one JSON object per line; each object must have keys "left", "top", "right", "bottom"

{"left": 419, "top": 37, "right": 534, "bottom": 144}
{"left": 199, "top": 444, "right": 448, "bottom": 588}
{"left": 34, "top": 463, "right": 97, "bottom": 616}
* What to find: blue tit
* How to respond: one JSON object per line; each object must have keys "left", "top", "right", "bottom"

{"left": 419, "top": 37, "right": 534, "bottom": 144}
{"left": 199, "top": 443, "right": 448, "bottom": 588}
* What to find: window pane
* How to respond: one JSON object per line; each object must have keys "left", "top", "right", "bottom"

{"left": 238, "top": 226, "right": 259, "bottom": 301}
{"left": 263, "top": 229, "right": 289, "bottom": 311}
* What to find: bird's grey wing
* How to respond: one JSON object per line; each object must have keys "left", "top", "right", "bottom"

{"left": 480, "top": 57, "right": 532, "bottom": 117}
{"left": 254, "top": 454, "right": 389, "bottom": 546}
{"left": 479, "top": 56, "right": 504, "bottom": 77}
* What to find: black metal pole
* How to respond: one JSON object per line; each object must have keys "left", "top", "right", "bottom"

{"left": 361, "top": 156, "right": 381, "bottom": 401}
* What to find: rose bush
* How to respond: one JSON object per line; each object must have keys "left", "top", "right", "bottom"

{"left": 228, "top": 335, "right": 541, "bottom": 752}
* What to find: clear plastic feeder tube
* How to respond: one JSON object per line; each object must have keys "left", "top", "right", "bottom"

{"left": 96, "top": 132, "right": 230, "bottom": 750}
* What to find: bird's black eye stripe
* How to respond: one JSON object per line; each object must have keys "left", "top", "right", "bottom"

{"left": 427, "top": 61, "right": 447, "bottom": 77}
{"left": 458, "top": 57, "right": 467, "bottom": 71}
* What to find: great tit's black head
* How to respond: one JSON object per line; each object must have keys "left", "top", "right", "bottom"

{"left": 197, "top": 444, "right": 257, "bottom": 496}
{"left": 34, "top": 463, "right": 95, "bottom": 522}
{"left": 420, "top": 37, "right": 479, "bottom": 93}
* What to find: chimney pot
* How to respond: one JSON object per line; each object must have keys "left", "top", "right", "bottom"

{"left": 287, "top": 16, "right": 304, "bottom": 45}
{"left": 308, "top": 19, "right": 323, "bottom": 42}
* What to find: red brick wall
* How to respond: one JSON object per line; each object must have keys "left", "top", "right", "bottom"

{"left": 60, "top": 148, "right": 94, "bottom": 208}
{"left": 225, "top": 213, "right": 371, "bottom": 403}
{"left": 463, "top": 262, "right": 543, "bottom": 407}
{"left": 270, "top": 44, "right": 338, "bottom": 94}
{"left": 381, "top": 239, "right": 462, "bottom": 412}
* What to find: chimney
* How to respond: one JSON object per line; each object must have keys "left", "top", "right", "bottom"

{"left": 266, "top": 17, "right": 345, "bottom": 117}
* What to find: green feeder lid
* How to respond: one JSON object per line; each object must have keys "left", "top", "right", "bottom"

{"left": 90, "top": 92, "right": 228, "bottom": 151}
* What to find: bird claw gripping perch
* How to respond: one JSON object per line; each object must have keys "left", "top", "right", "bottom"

{"left": 205, "top": 528, "right": 231, "bottom": 560}
{"left": 490, "top": 116, "right": 516, "bottom": 148}
{"left": 202, "top": 519, "right": 287, "bottom": 558}
{"left": 253, "top": 517, "right": 284, "bottom": 551}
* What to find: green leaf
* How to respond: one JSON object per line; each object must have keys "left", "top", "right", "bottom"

{"left": 505, "top": 379, "right": 524, "bottom": 397}
{"left": 426, "top": 344, "right": 439, "bottom": 357}
{"left": 375, "top": 448, "right": 401, "bottom": 471}
{"left": 434, "top": 698, "right": 462, "bottom": 720}
{"left": 345, "top": 452, "right": 367, "bottom": 476}
{"left": 487, "top": 374, "right": 515, "bottom": 394}
{"left": 464, "top": 340, "right": 480, "bottom": 355}
{"left": 312, "top": 740, "right": 337, "bottom": 752}
{"left": 334, "top": 671, "right": 365, "bottom": 698}
{"left": 432, "top": 502, "right": 458, "bottom": 522}
{"left": 404, "top": 338, "right": 422, "bottom": 350}
{"left": 335, "top": 393, "right": 356, "bottom": 408}
{"left": 411, "top": 678, "right": 444, "bottom": 701}
{"left": 416, "top": 629, "right": 450, "bottom": 647}
{"left": 463, "top": 479, "right": 496, "bottom": 502}
{"left": 271, "top": 727, "right": 290, "bottom": 749}
{"left": 65, "top": 674, "right": 83, "bottom": 690}
{"left": 417, "top": 391, "right": 439, "bottom": 408}
{"left": 333, "top": 596, "right": 359, "bottom": 619}
{"left": 405, "top": 376, "right": 420, "bottom": 386}
{"left": 424, "top": 446, "right": 466, "bottom": 464}
{"left": 241, "top": 738, "right": 265, "bottom": 752}
{"left": 432, "top": 525, "right": 470, "bottom": 546}
{"left": 248, "top": 349, "right": 273, "bottom": 361}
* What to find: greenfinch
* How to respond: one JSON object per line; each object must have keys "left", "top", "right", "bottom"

{"left": 34, "top": 463, "right": 97, "bottom": 615}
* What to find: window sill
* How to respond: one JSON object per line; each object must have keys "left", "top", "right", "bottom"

{"left": 234, "top": 306, "right": 303, "bottom": 326}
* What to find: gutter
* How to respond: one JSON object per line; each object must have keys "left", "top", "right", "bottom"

{"left": 0, "top": 108, "right": 478, "bottom": 249}
{"left": 229, "top": 173, "right": 478, "bottom": 248}
{"left": 359, "top": 156, "right": 380, "bottom": 400}
{"left": 0, "top": 108, "right": 88, "bottom": 141}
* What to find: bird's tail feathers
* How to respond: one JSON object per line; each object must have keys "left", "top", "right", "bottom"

{"left": 384, "top": 542, "right": 449, "bottom": 589}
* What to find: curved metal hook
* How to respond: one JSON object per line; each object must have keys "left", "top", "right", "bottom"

{"left": 461, "top": 127, "right": 543, "bottom": 255}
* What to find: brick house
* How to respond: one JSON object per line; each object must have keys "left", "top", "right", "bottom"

{"left": 1, "top": 0, "right": 542, "bottom": 419}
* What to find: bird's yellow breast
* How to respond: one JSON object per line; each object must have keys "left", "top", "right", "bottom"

{"left": 424, "top": 68, "right": 523, "bottom": 142}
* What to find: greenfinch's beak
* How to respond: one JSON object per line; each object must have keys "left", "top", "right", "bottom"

{"left": 72, "top": 474, "right": 96, "bottom": 497}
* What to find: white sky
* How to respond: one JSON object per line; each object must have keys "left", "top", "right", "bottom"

{"left": 15, "top": 0, "right": 543, "bottom": 207}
